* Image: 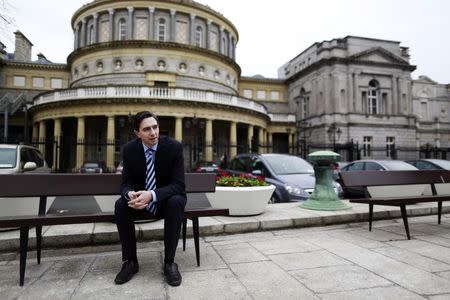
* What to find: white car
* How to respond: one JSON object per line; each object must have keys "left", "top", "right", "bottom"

{"left": 0, "top": 144, "right": 51, "bottom": 174}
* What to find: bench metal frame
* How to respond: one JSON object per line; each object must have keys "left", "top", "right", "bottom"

{"left": 340, "top": 170, "right": 450, "bottom": 240}
{"left": 0, "top": 173, "right": 228, "bottom": 286}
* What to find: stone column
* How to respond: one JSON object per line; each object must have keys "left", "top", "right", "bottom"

{"left": 229, "top": 121, "right": 237, "bottom": 159}
{"left": 247, "top": 124, "right": 253, "bottom": 152}
{"left": 232, "top": 38, "right": 236, "bottom": 60}
{"left": 267, "top": 132, "right": 273, "bottom": 153}
{"left": 76, "top": 117, "right": 85, "bottom": 171}
{"left": 106, "top": 116, "right": 115, "bottom": 172}
{"left": 92, "top": 13, "right": 98, "bottom": 44}
{"left": 206, "top": 19, "right": 211, "bottom": 49}
{"left": 127, "top": 7, "right": 134, "bottom": 39}
{"left": 205, "top": 119, "right": 213, "bottom": 161}
{"left": 38, "top": 121, "right": 46, "bottom": 155}
{"left": 227, "top": 31, "right": 232, "bottom": 57}
{"left": 80, "top": 18, "right": 87, "bottom": 47}
{"left": 219, "top": 26, "right": 224, "bottom": 54}
{"left": 258, "top": 127, "right": 264, "bottom": 154}
{"left": 53, "top": 118, "right": 61, "bottom": 172}
{"left": 288, "top": 133, "right": 293, "bottom": 154}
{"left": 190, "top": 14, "right": 196, "bottom": 45}
{"left": 354, "top": 73, "right": 362, "bottom": 113}
{"left": 74, "top": 25, "right": 79, "bottom": 49}
{"left": 108, "top": 9, "right": 115, "bottom": 41}
{"left": 32, "top": 123, "right": 39, "bottom": 143}
{"left": 170, "top": 9, "right": 176, "bottom": 42}
{"left": 175, "top": 116, "right": 182, "bottom": 142}
{"left": 148, "top": 7, "right": 155, "bottom": 40}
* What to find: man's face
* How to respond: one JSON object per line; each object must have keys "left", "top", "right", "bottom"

{"left": 135, "top": 116, "right": 159, "bottom": 147}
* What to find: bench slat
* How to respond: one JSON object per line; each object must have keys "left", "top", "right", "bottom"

{"left": 340, "top": 170, "right": 450, "bottom": 187}
{"left": 0, "top": 173, "right": 216, "bottom": 197}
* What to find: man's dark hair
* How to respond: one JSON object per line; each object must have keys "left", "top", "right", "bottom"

{"left": 133, "top": 111, "right": 159, "bottom": 131}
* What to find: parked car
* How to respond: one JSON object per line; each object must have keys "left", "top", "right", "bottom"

{"left": 80, "top": 161, "right": 104, "bottom": 173}
{"left": 339, "top": 159, "right": 418, "bottom": 198}
{"left": 332, "top": 161, "right": 349, "bottom": 180}
{"left": 226, "top": 153, "right": 343, "bottom": 203}
{"left": 115, "top": 160, "right": 123, "bottom": 174}
{"left": 0, "top": 144, "right": 51, "bottom": 174}
{"left": 405, "top": 159, "right": 450, "bottom": 170}
{"left": 193, "top": 161, "right": 220, "bottom": 173}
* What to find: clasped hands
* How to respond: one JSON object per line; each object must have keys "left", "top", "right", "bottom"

{"left": 127, "top": 190, "right": 153, "bottom": 210}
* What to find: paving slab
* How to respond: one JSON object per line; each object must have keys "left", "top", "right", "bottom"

{"left": 230, "top": 261, "right": 319, "bottom": 299}
{"left": 269, "top": 249, "right": 351, "bottom": 271}
{"left": 386, "top": 239, "right": 450, "bottom": 265}
{"left": 214, "top": 243, "right": 267, "bottom": 264}
{"left": 318, "top": 286, "right": 426, "bottom": 300}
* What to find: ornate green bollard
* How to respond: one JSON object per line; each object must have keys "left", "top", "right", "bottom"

{"left": 300, "top": 150, "right": 350, "bottom": 211}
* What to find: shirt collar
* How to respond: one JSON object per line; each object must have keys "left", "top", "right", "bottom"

{"left": 142, "top": 141, "right": 158, "bottom": 153}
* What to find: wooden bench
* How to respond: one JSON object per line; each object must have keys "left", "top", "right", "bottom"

{"left": 339, "top": 170, "right": 450, "bottom": 240}
{"left": 0, "top": 173, "right": 228, "bottom": 286}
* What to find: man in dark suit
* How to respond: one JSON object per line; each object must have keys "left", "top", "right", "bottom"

{"left": 114, "top": 111, "right": 186, "bottom": 286}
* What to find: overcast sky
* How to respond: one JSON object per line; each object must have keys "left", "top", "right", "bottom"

{"left": 2, "top": 0, "right": 450, "bottom": 83}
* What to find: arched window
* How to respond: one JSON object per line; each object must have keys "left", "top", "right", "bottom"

{"left": 118, "top": 18, "right": 127, "bottom": 40}
{"left": 195, "top": 26, "right": 203, "bottom": 47}
{"left": 367, "top": 80, "right": 379, "bottom": 114}
{"left": 158, "top": 19, "right": 166, "bottom": 41}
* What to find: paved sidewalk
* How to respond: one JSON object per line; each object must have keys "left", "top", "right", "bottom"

{"left": 0, "top": 213, "right": 450, "bottom": 299}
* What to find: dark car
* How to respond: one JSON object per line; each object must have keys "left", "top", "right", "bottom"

{"left": 227, "top": 153, "right": 342, "bottom": 203}
{"left": 405, "top": 159, "right": 450, "bottom": 170}
{"left": 80, "top": 162, "right": 104, "bottom": 173}
{"left": 339, "top": 159, "right": 418, "bottom": 198}
{"left": 193, "top": 161, "right": 220, "bottom": 173}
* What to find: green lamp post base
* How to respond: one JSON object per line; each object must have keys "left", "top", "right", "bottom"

{"left": 300, "top": 151, "right": 350, "bottom": 211}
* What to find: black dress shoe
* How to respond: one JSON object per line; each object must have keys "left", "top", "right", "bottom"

{"left": 164, "top": 262, "right": 182, "bottom": 286}
{"left": 114, "top": 260, "right": 139, "bottom": 285}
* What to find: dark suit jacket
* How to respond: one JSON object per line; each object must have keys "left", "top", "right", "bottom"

{"left": 120, "top": 136, "right": 186, "bottom": 204}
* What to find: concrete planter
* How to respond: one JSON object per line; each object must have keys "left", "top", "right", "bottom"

{"left": 206, "top": 185, "right": 276, "bottom": 216}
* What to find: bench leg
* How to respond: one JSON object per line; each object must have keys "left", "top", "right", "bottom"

{"left": 438, "top": 201, "right": 442, "bottom": 224}
{"left": 20, "top": 226, "right": 30, "bottom": 286}
{"left": 36, "top": 226, "right": 42, "bottom": 264}
{"left": 182, "top": 218, "right": 187, "bottom": 251}
{"left": 400, "top": 205, "right": 411, "bottom": 240}
{"left": 192, "top": 217, "right": 200, "bottom": 267}
{"left": 369, "top": 204, "right": 373, "bottom": 231}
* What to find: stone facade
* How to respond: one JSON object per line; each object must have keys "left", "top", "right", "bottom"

{"left": 1, "top": 1, "right": 449, "bottom": 172}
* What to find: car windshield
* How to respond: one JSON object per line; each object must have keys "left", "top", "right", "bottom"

{"left": 0, "top": 148, "right": 17, "bottom": 168}
{"left": 264, "top": 155, "right": 314, "bottom": 175}
{"left": 381, "top": 160, "right": 417, "bottom": 170}
{"left": 83, "top": 163, "right": 99, "bottom": 168}
{"left": 431, "top": 160, "right": 450, "bottom": 169}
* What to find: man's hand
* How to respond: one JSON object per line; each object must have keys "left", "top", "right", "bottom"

{"left": 128, "top": 190, "right": 152, "bottom": 210}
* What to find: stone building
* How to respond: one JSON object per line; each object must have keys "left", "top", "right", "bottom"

{"left": 1, "top": 0, "right": 449, "bottom": 172}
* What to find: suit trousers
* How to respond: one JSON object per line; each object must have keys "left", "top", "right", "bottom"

{"left": 115, "top": 194, "right": 186, "bottom": 263}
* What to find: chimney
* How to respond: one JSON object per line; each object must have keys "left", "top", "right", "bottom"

{"left": 14, "top": 31, "right": 33, "bottom": 61}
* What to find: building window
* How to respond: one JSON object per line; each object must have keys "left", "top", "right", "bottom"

{"left": 243, "top": 89, "right": 253, "bottom": 98}
{"left": 13, "top": 76, "right": 26, "bottom": 87}
{"left": 363, "top": 136, "right": 372, "bottom": 157}
{"left": 221, "top": 36, "right": 227, "bottom": 55}
{"left": 51, "top": 78, "right": 63, "bottom": 89}
{"left": 270, "top": 91, "right": 280, "bottom": 100}
{"left": 301, "top": 97, "right": 309, "bottom": 119}
{"left": 118, "top": 18, "right": 127, "bottom": 40}
{"left": 158, "top": 19, "right": 166, "bottom": 41}
{"left": 32, "top": 77, "right": 44, "bottom": 88}
{"left": 195, "top": 26, "right": 203, "bottom": 47}
{"left": 420, "top": 100, "right": 428, "bottom": 119}
{"left": 367, "top": 80, "right": 379, "bottom": 114}
{"left": 386, "top": 137, "right": 395, "bottom": 158}
{"left": 256, "top": 90, "right": 266, "bottom": 100}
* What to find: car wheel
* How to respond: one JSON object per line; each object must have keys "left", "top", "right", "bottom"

{"left": 269, "top": 193, "right": 280, "bottom": 204}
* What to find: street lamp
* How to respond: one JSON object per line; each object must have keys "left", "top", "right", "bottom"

{"left": 327, "top": 123, "right": 342, "bottom": 152}
{"left": 297, "top": 120, "right": 310, "bottom": 158}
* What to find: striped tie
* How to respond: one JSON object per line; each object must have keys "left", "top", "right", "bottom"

{"left": 145, "top": 148, "right": 156, "bottom": 191}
